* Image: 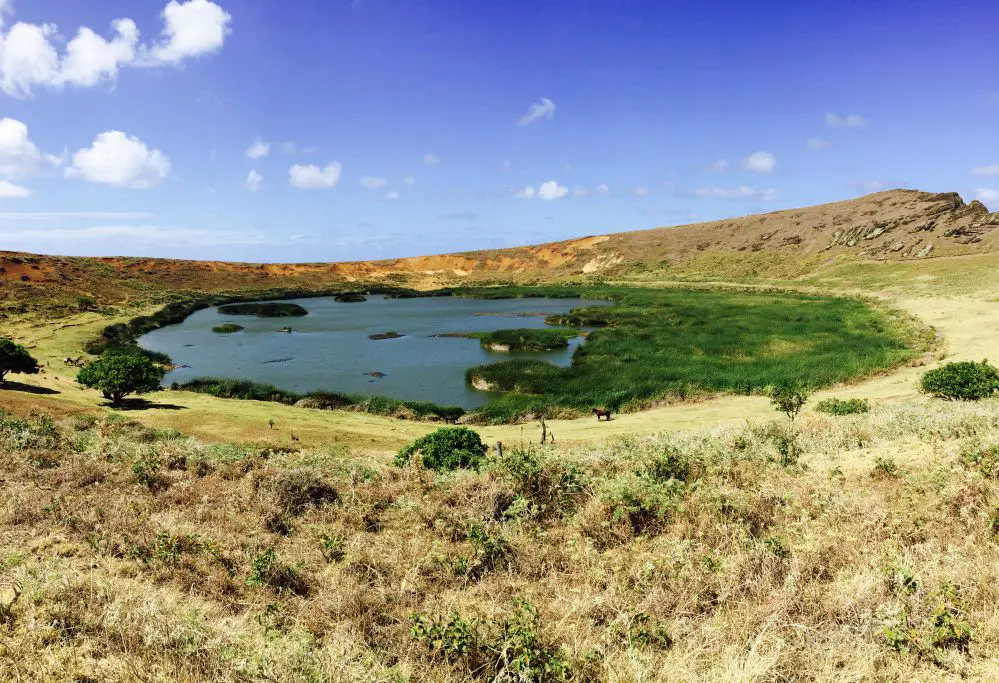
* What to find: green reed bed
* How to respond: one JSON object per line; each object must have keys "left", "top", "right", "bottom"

{"left": 461, "top": 286, "right": 929, "bottom": 423}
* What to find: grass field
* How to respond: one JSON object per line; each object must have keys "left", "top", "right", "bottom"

{"left": 1, "top": 398, "right": 997, "bottom": 681}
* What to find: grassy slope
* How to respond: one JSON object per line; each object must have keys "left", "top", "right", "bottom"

{"left": 1, "top": 400, "right": 997, "bottom": 681}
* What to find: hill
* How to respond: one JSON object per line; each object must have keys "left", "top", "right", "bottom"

{"left": 2, "top": 190, "right": 997, "bottom": 315}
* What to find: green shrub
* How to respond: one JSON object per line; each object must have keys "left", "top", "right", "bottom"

{"left": 395, "top": 427, "right": 488, "bottom": 471}
{"left": 212, "top": 323, "right": 244, "bottom": 334}
{"left": 959, "top": 441, "right": 999, "bottom": 478}
{"left": 410, "top": 599, "right": 571, "bottom": 681}
{"left": 77, "top": 354, "right": 164, "bottom": 405}
{"left": 76, "top": 295, "right": 97, "bottom": 311}
{"left": 641, "top": 444, "right": 698, "bottom": 484}
{"left": 0, "top": 339, "right": 39, "bottom": 384}
{"left": 815, "top": 397, "right": 870, "bottom": 415}
{"left": 497, "top": 448, "right": 586, "bottom": 520}
{"left": 920, "top": 360, "right": 999, "bottom": 401}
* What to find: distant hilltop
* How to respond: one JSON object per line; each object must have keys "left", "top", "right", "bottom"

{"left": 3, "top": 190, "right": 998, "bottom": 309}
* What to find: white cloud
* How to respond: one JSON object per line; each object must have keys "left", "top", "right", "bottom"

{"left": 60, "top": 20, "right": 139, "bottom": 88}
{"left": 634, "top": 186, "right": 648, "bottom": 197}
{"left": 518, "top": 97, "right": 556, "bottom": 126}
{"left": 517, "top": 180, "right": 568, "bottom": 201}
{"left": 404, "top": 175, "right": 416, "bottom": 186}
{"left": 0, "top": 179, "right": 30, "bottom": 197}
{"left": 825, "top": 112, "right": 867, "bottom": 128}
{"left": 970, "top": 164, "right": 999, "bottom": 177}
{"left": 146, "top": 0, "right": 232, "bottom": 64}
{"left": 595, "top": 183, "right": 611, "bottom": 196}
{"left": 66, "top": 131, "right": 170, "bottom": 188}
{"left": 423, "top": 153, "right": 440, "bottom": 166}
{"left": 0, "top": 117, "right": 62, "bottom": 177}
{"left": 384, "top": 190, "right": 400, "bottom": 200}
{"left": 359, "top": 176, "right": 388, "bottom": 189}
{"left": 694, "top": 186, "right": 778, "bottom": 201}
{"left": 573, "top": 187, "right": 589, "bottom": 197}
{"left": 0, "top": 0, "right": 231, "bottom": 97}
{"left": 708, "top": 160, "right": 729, "bottom": 173}
{"left": 743, "top": 151, "right": 776, "bottom": 174}
{"left": 244, "top": 169, "right": 262, "bottom": 192}
{"left": 806, "top": 138, "right": 829, "bottom": 150}
{"left": 245, "top": 137, "right": 269, "bottom": 159}
{"left": 538, "top": 180, "right": 568, "bottom": 201}
{"left": 279, "top": 141, "right": 296, "bottom": 155}
{"left": 289, "top": 162, "right": 341, "bottom": 189}
{"left": 975, "top": 188, "right": 999, "bottom": 205}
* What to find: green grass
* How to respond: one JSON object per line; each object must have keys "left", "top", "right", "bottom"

{"left": 211, "top": 323, "right": 244, "bottom": 334}
{"left": 460, "top": 286, "right": 928, "bottom": 422}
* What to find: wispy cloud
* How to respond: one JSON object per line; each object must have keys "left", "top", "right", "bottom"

{"left": 423, "top": 153, "right": 441, "bottom": 166}
{"left": 707, "top": 160, "right": 729, "bottom": 173}
{"left": 515, "top": 180, "right": 569, "bottom": 201}
{"left": 806, "top": 138, "right": 829, "bottom": 150}
{"left": 359, "top": 176, "right": 389, "bottom": 189}
{"left": 244, "top": 169, "right": 262, "bottom": 192}
{"left": 743, "top": 151, "right": 776, "bottom": 174}
{"left": 693, "top": 186, "right": 778, "bottom": 201}
{"left": 246, "top": 137, "right": 270, "bottom": 159}
{"left": 975, "top": 188, "right": 999, "bottom": 205}
{"left": 518, "top": 97, "right": 556, "bottom": 126}
{"left": 825, "top": 112, "right": 867, "bottom": 128}
{"left": 970, "top": 164, "right": 999, "bottom": 177}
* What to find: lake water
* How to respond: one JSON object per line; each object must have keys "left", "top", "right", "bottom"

{"left": 138, "top": 295, "right": 611, "bottom": 408}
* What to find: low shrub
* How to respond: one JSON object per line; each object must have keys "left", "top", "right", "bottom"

{"left": 959, "top": 441, "right": 999, "bottom": 478}
{"left": 212, "top": 323, "right": 244, "bottom": 334}
{"left": 815, "top": 397, "right": 870, "bottom": 415}
{"left": 395, "top": 427, "right": 488, "bottom": 471}
{"left": 920, "top": 360, "right": 999, "bottom": 401}
{"left": 410, "top": 599, "right": 572, "bottom": 681}
{"left": 496, "top": 447, "right": 587, "bottom": 520}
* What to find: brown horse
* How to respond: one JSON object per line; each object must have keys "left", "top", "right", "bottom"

{"left": 593, "top": 408, "right": 611, "bottom": 422}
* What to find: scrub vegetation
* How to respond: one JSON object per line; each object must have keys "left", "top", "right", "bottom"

{"left": 1, "top": 398, "right": 997, "bottom": 681}
{"left": 462, "top": 327, "right": 579, "bottom": 352}
{"left": 211, "top": 323, "right": 244, "bottom": 334}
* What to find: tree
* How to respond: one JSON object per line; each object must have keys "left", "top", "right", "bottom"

{"left": 76, "top": 295, "right": 97, "bottom": 312}
{"left": 770, "top": 385, "right": 809, "bottom": 422}
{"left": 77, "top": 354, "right": 164, "bottom": 406}
{"left": 0, "top": 339, "right": 40, "bottom": 384}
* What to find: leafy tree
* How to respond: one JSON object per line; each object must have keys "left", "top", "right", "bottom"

{"left": 770, "top": 385, "right": 809, "bottom": 422}
{"left": 76, "top": 295, "right": 97, "bottom": 312}
{"left": 395, "top": 427, "right": 488, "bottom": 471}
{"left": 0, "top": 339, "right": 40, "bottom": 384}
{"left": 921, "top": 360, "right": 999, "bottom": 401}
{"left": 77, "top": 354, "right": 163, "bottom": 406}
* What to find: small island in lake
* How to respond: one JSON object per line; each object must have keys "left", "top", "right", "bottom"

{"left": 439, "top": 327, "right": 579, "bottom": 352}
{"left": 368, "top": 331, "right": 404, "bottom": 340}
{"left": 217, "top": 302, "right": 309, "bottom": 317}
{"left": 335, "top": 293, "right": 367, "bottom": 303}
{"left": 211, "top": 323, "right": 244, "bottom": 334}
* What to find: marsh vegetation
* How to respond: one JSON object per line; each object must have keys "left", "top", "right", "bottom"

{"left": 216, "top": 302, "right": 309, "bottom": 317}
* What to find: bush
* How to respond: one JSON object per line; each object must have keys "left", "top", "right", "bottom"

{"left": 395, "top": 427, "right": 488, "bottom": 471}
{"left": 77, "top": 354, "right": 164, "bottom": 405}
{"left": 76, "top": 295, "right": 97, "bottom": 311}
{"left": 920, "top": 360, "right": 999, "bottom": 401}
{"left": 815, "top": 397, "right": 870, "bottom": 415}
{"left": 0, "top": 339, "right": 39, "bottom": 383}
{"left": 212, "top": 323, "right": 244, "bottom": 334}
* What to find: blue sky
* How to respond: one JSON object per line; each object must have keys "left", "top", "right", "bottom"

{"left": 0, "top": 0, "right": 997, "bottom": 262}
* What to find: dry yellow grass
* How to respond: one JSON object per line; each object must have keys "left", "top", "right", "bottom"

{"left": 1, "top": 399, "right": 997, "bottom": 681}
